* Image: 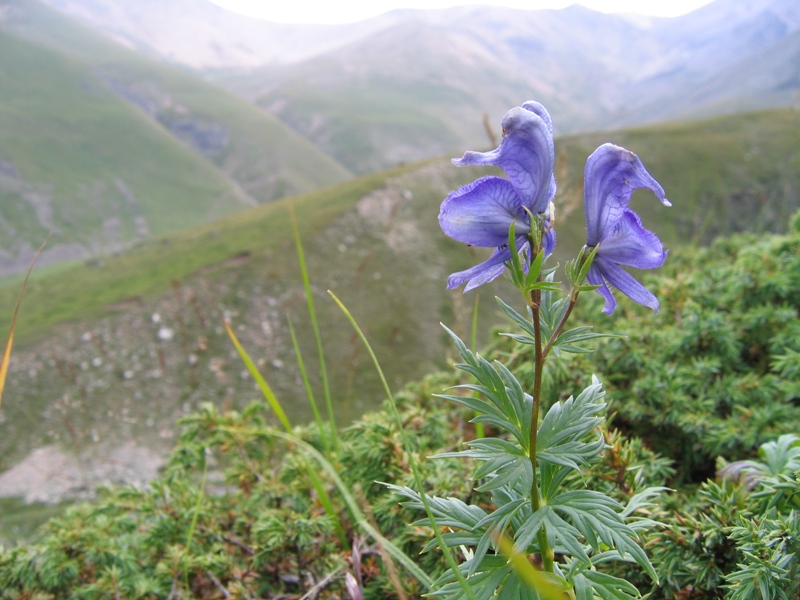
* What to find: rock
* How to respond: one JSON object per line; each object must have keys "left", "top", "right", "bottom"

{"left": 0, "top": 443, "right": 165, "bottom": 504}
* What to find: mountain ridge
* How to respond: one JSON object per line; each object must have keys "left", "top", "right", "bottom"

{"left": 20, "top": 0, "right": 800, "bottom": 186}
{"left": 0, "top": 0, "right": 353, "bottom": 276}
{"left": 1, "top": 108, "right": 797, "bottom": 479}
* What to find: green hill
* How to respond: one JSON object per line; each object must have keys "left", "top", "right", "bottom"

{"left": 0, "top": 108, "right": 797, "bottom": 484}
{"left": 2, "top": 199, "right": 799, "bottom": 599}
{"left": 0, "top": 0, "right": 352, "bottom": 275}
{"left": 0, "top": 30, "right": 251, "bottom": 271}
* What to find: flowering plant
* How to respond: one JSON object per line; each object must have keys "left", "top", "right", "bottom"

{"left": 393, "top": 102, "right": 671, "bottom": 599}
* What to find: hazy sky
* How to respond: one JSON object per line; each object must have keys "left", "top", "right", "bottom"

{"left": 208, "top": 0, "right": 717, "bottom": 24}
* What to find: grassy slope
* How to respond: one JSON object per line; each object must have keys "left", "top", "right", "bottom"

{"left": 231, "top": 24, "right": 550, "bottom": 175}
{"left": 1, "top": 171, "right": 390, "bottom": 340}
{"left": 0, "top": 0, "right": 352, "bottom": 270}
{"left": 2, "top": 106, "right": 799, "bottom": 340}
{"left": 0, "top": 108, "right": 797, "bottom": 473}
{"left": 0, "top": 162, "right": 495, "bottom": 471}
{"left": 3, "top": 0, "right": 354, "bottom": 201}
{"left": 0, "top": 32, "right": 248, "bottom": 244}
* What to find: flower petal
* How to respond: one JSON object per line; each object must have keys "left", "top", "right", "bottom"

{"left": 592, "top": 257, "right": 660, "bottom": 314}
{"left": 521, "top": 100, "right": 554, "bottom": 136}
{"left": 452, "top": 105, "right": 555, "bottom": 215}
{"left": 584, "top": 143, "right": 671, "bottom": 247}
{"left": 543, "top": 227, "right": 557, "bottom": 256}
{"left": 587, "top": 263, "right": 617, "bottom": 315}
{"left": 447, "top": 247, "right": 512, "bottom": 291}
{"left": 596, "top": 209, "right": 668, "bottom": 269}
{"left": 439, "top": 176, "right": 527, "bottom": 247}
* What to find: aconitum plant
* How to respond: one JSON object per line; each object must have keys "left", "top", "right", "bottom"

{"left": 392, "top": 102, "right": 671, "bottom": 599}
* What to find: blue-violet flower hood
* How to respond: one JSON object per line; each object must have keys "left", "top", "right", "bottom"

{"left": 583, "top": 143, "right": 672, "bottom": 314}
{"left": 439, "top": 101, "right": 556, "bottom": 291}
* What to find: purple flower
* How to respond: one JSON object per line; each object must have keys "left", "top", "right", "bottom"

{"left": 583, "top": 143, "right": 672, "bottom": 314}
{"left": 439, "top": 101, "right": 556, "bottom": 291}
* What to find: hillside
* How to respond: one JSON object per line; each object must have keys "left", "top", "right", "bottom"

{"left": 0, "top": 30, "right": 251, "bottom": 274}
{"left": 213, "top": 0, "right": 800, "bottom": 174}
{"left": 610, "top": 1, "right": 800, "bottom": 126}
{"left": 1, "top": 176, "right": 799, "bottom": 600}
{"left": 0, "top": 108, "right": 797, "bottom": 502}
{"left": 0, "top": 0, "right": 351, "bottom": 275}
{"left": 36, "top": 0, "right": 800, "bottom": 174}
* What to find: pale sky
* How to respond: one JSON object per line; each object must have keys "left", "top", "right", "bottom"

{"left": 208, "top": 0, "right": 717, "bottom": 25}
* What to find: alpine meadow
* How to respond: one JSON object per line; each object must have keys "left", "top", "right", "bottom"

{"left": 0, "top": 0, "right": 799, "bottom": 599}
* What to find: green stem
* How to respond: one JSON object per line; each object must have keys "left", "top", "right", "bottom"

{"left": 528, "top": 289, "right": 542, "bottom": 509}
{"left": 542, "top": 292, "right": 579, "bottom": 360}
{"left": 527, "top": 290, "right": 554, "bottom": 572}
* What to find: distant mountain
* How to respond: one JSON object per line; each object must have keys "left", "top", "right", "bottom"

{"left": 0, "top": 0, "right": 351, "bottom": 275}
{"left": 41, "top": 0, "right": 799, "bottom": 173}
{"left": 609, "top": 0, "right": 800, "bottom": 126}
{"left": 1, "top": 108, "right": 797, "bottom": 484}
{"left": 217, "top": 5, "right": 667, "bottom": 174}
{"left": 35, "top": 0, "right": 404, "bottom": 67}
{"left": 0, "top": 29, "right": 250, "bottom": 274}
{"left": 2, "top": 0, "right": 798, "bottom": 272}
{"left": 228, "top": 0, "right": 800, "bottom": 173}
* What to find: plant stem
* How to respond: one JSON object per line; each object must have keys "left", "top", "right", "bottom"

{"left": 542, "top": 292, "right": 579, "bottom": 359}
{"left": 528, "top": 288, "right": 554, "bottom": 573}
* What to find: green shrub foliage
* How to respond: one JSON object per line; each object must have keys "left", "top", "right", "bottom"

{"left": 2, "top": 221, "right": 800, "bottom": 598}
{"left": 492, "top": 224, "right": 800, "bottom": 483}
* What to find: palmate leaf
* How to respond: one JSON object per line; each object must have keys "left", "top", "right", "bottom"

{"left": 386, "top": 484, "right": 487, "bottom": 532}
{"left": 621, "top": 487, "right": 670, "bottom": 531}
{"left": 430, "top": 556, "right": 511, "bottom": 600}
{"left": 539, "top": 461, "right": 576, "bottom": 503}
{"left": 496, "top": 297, "right": 535, "bottom": 338}
{"left": 510, "top": 488, "right": 656, "bottom": 583}
{"left": 537, "top": 277, "right": 570, "bottom": 341}
{"left": 513, "top": 505, "right": 597, "bottom": 563}
{"left": 436, "top": 438, "right": 532, "bottom": 493}
{"left": 549, "top": 490, "right": 657, "bottom": 581}
{"left": 537, "top": 270, "right": 619, "bottom": 356}
{"left": 757, "top": 433, "right": 800, "bottom": 475}
{"left": 573, "top": 571, "right": 641, "bottom": 600}
{"left": 537, "top": 378, "right": 606, "bottom": 471}
{"left": 436, "top": 390, "right": 525, "bottom": 445}
{"left": 386, "top": 483, "right": 518, "bottom": 575}
{"left": 496, "top": 286, "right": 618, "bottom": 354}
{"left": 549, "top": 326, "right": 621, "bottom": 356}
{"left": 431, "top": 552, "right": 567, "bottom": 600}
{"left": 496, "top": 571, "right": 543, "bottom": 600}
{"left": 440, "top": 325, "right": 533, "bottom": 448}
{"left": 466, "top": 498, "right": 529, "bottom": 575}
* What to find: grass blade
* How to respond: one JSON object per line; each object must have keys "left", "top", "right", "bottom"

{"left": 328, "top": 291, "right": 479, "bottom": 600}
{"left": 0, "top": 330, "right": 13, "bottom": 412}
{"left": 0, "top": 238, "right": 47, "bottom": 411}
{"left": 306, "top": 458, "right": 349, "bottom": 548}
{"left": 290, "top": 203, "right": 338, "bottom": 451}
{"left": 224, "top": 323, "right": 348, "bottom": 546}
{"left": 184, "top": 452, "right": 209, "bottom": 592}
{"left": 288, "top": 316, "right": 331, "bottom": 456}
{"left": 224, "top": 320, "right": 291, "bottom": 432}
{"left": 267, "top": 429, "right": 434, "bottom": 590}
